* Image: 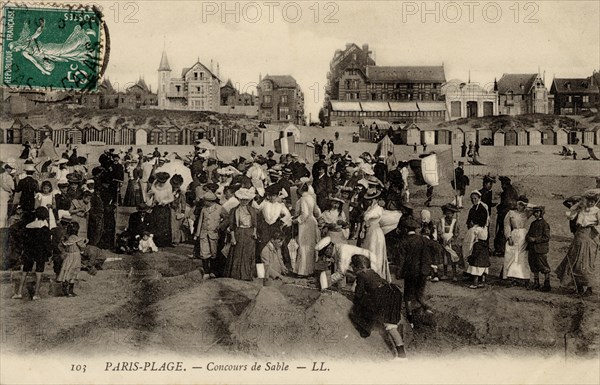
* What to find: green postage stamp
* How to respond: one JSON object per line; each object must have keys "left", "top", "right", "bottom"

{"left": 2, "top": 3, "right": 107, "bottom": 91}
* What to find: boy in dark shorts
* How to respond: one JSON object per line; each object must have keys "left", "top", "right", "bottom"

{"left": 12, "top": 207, "right": 53, "bottom": 300}
{"left": 526, "top": 206, "right": 551, "bottom": 292}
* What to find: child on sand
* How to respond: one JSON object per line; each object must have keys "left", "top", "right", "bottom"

{"left": 437, "top": 204, "right": 461, "bottom": 281}
{"left": 526, "top": 206, "right": 551, "bottom": 292}
{"left": 57, "top": 221, "right": 88, "bottom": 297}
{"left": 138, "top": 231, "right": 158, "bottom": 253}
{"left": 260, "top": 231, "right": 288, "bottom": 279}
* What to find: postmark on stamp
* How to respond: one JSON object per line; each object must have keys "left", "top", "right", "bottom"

{"left": 2, "top": 3, "right": 108, "bottom": 91}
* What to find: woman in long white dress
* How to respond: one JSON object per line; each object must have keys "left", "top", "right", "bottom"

{"left": 293, "top": 182, "right": 321, "bottom": 276}
{"left": 502, "top": 196, "right": 533, "bottom": 283}
{"left": 318, "top": 197, "right": 349, "bottom": 244}
{"left": 362, "top": 188, "right": 387, "bottom": 277}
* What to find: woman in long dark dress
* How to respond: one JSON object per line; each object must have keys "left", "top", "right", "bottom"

{"left": 123, "top": 164, "right": 144, "bottom": 207}
{"left": 225, "top": 188, "right": 257, "bottom": 280}
{"left": 146, "top": 172, "right": 174, "bottom": 247}
{"left": 349, "top": 254, "right": 407, "bottom": 360}
{"left": 19, "top": 142, "right": 31, "bottom": 160}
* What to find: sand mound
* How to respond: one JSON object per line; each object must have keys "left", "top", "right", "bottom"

{"left": 434, "top": 290, "right": 556, "bottom": 347}
{"left": 230, "top": 286, "right": 306, "bottom": 356}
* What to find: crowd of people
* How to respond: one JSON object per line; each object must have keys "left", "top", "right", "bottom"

{"left": 0, "top": 135, "right": 598, "bottom": 360}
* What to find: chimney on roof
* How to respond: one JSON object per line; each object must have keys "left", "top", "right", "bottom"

{"left": 217, "top": 62, "right": 220, "bottom": 78}
{"left": 543, "top": 71, "right": 546, "bottom": 85}
{"left": 362, "top": 44, "right": 370, "bottom": 56}
{"left": 210, "top": 59, "right": 213, "bottom": 72}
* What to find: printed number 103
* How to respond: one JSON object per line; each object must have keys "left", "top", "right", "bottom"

{"left": 71, "top": 364, "right": 87, "bottom": 373}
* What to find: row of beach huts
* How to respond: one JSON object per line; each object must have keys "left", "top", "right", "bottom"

{"left": 0, "top": 118, "right": 303, "bottom": 147}
{"left": 359, "top": 120, "right": 600, "bottom": 146}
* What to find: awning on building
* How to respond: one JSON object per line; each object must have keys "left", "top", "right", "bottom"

{"left": 330, "top": 101, "right": 362, "bottom": 112}
{"left": 417, "top": 102, "right": 446, "bottom": 112}
{"left": 389, "top": 102, "right": 419, "bottom": 112}
{"left": 360, "top": 101, "right": 391, "bottom": 112}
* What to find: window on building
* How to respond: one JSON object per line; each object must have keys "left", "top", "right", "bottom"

{"left": 507, "top": 91, "right": 514, "bottom": 101}
{"left": 568, "top": 96, "right": 572, "bottom": 103}
{"left": 280, "top": 107, "right": 290, "bottom": 119}
{"left": 264, "top": 95, "right": 272, "bottom": 104}
{"left": 263, "top": 81, "right": 272, "bottom": 91}
{"left": 194, "top": 72, "right": 198, "bottom": 80}
{"left": 432, "top": 93, "right": 437, "bottom": 101}
{"left": 175, "top": 85, "right": 181, "bottom": 93}
{"left": 281, "top": 95, "right": 288, "bottom": 103}
{"left": 583, "top": 96, "right": 589, "bottom": 103}
{"left": 371, "top": 93, "right": 376, "bottom": 100}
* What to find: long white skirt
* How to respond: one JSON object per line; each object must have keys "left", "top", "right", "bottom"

{"left": 502, "top": 228, "right": 531, "bottom": 279}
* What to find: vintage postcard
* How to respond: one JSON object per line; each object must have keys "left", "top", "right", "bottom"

{"left": 0, "top": 0, "right": 599, "bottom": 384}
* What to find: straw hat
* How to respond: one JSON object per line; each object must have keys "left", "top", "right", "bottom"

{"left": 235, "top": 188, "right": 256, "bottom": 200}
{"left": 315, "top": 236, "right": 332, "bottom": 251}
{"left": 202, "top": 191, "right": 218, "bottom": 201}
{"left": 364, "top": 187, "right": 381, "bottom": 200}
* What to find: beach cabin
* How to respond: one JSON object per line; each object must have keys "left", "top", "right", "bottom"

{"left": 461, "top": 127, "right": 477, "bottom": 146}
{"left": 83, "top": 124, "right": 105, "bottom": 144}
{"left": 527, "top": 128, "right": 542, "bottom": 146}
{"left": 103, "top": 126, "right": 117, "bottom": 145}
{"left": 213, "top": 126, "right": 236, "bottom": 146}
{"left": 164, "top": 126, "right": 179, "bottom": 145}
{"left": 135, "top": 128, "right": 148, "bottom": 145}
{"left": 294, "top": 142, "right": 315, "bottom": 164}
{"left": 148, "top": 127, "right": 164, "bottom": 145}
{"left": 376, "top": 135, "right": 395, "bottom": 157}
{"left": 517, "top": 129, "right": 528, "bottom": 146}
{"left": 405, "top": 123, "right": 421, "bottom": 145}
{"left": 583, "top": 127, "right": 597, "bottom": 145}
{"left": 477, "top": 128, "right": 493, "bottom": 144}
{"left": 262, "top": 128, "right": 280, "bottom": 147}
{"left": 452, "top": 127, "right": 465, "bottom": 146}
{"left": 493, "top": 129, "right": 505, "bottom": 146}
{"left": 282, "top": 123, "right": 301, "bottom": 142}
{"left": 505, "top": 128, "right": 518, "bottom": 146}
{"left": 420, "top": 128, "right": 436, "bottom": 145}
{"left": 555, "top": 128, "right": 568, "bottom": 146}
{"left": 436, "top": 129, "right": 452, "bottom": 145}
{"left": 540, "top": 127, "right": 556, "bottom": 145}
{"left": 117, "top": 127, "right": 135, "bottom": 145}
{"left": 568, "top": 130, "right": 582, "bottom": 145}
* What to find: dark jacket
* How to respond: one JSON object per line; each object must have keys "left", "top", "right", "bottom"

{"left": 128, "top": 211, "right": 151, "bottom": 238}
{"left": 527, "top": 218, "right": 550, "bottom": 254}
{"left": 452, "top": 167, "right": 469, "bottom": 191}
{"left": 374, "top": 162, "right": 388, "bottom": 184}
{"left": 467, "top": 203, "right": 488, "bottom": 228}
{"left": 395, "top": 233, "right": 433, "bottom": 278}
{"left": 312, "top": 175, "right": 334, "bottom": 209}
{"left": 354, "top": 269, "right": 388, "bottom": 305}
{"left": 479, "top": 187, "right": 495, "bottom": 211}
{"left": 497, "top": 185, "right": 519, "bottom": 215}
{"left": 23, "top": 226, "right": 52, "bottom": 261}
{"left": 16, "top": 176, "right": 39, "bottom": 211}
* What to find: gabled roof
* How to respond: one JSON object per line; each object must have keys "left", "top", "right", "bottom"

{"left": 262, "top": 75, "right": 298, "bottom": 88}
{"left": 366, "top": 66, "right": 446, "bottom": 83}
{"left": 496, "top": 74, "right": 538, "bottom": 95}
{"left": 99, "top": 78, "right": 115, "bottom": 93}
{"left": 158, "top": 50, "right": 171, "bottom": 71}
{"left": 127, "top": 78, "right": 151, "bottom": 93}
{"left": 592, "top": 71, "right": 600, "bottom": 87}
{"left": 222, "top": 79, "right": 235, "bottom": 89}
{"left": 181, "top": 61, "right": 220, "bottom": 82}
{"left": 551, "top": 78, "right": 599, "bottom": 94}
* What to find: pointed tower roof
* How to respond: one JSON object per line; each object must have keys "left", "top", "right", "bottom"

{"left": 158, "top": 50, "right": 171, "bottom": 71}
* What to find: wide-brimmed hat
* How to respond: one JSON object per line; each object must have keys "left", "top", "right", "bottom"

{"left": 356, "top": 179, "right": 370, "bottom": 189}
{"left": 517, "top": 195, "right": 529, "bottom": 204}
{"left": 56, "top": 158, "right": 68, "bottom": 165}
{"left": 328, "top": 196, "right": 345, "bottom": 205}
{"left": 202, "top": 191, "right": 218, "bottom": 201}
{"left": 265, "top": 184, "right": 281, "bottom": 196}
{"left": 531, "top": 205, "right": 545, "bottom": 212}
{"left": 66, "top": 173, "right": 83, "bottom": 184}
{"left": 315, "top": 236, "right": 333, "bottom": 252}
{"left": 458, "top": 161, "right": 465, "bottom": 166}
{"left": 170, "top": 174, "right": 184, "bottom": 189}
{"left": 24, "top": 163, "right": 35, "bottom": 172}
{"left": 235, "top": 188, "right": 256, "bottom": 200}
{"left": 470, "top": 190, "right": 482, "bottom": 197}
{"left": 282, "top": 167, "right": 292, "bottom": 176}
{"left": 57, "top": 178, "right": 69, "bottom": 187}
{"left": 86, "top": 179, "right": 95, "bottom": 185}
{"left": 154, "top": 172, "right": 170, "bottom": 184}
{"left": 441, "top": 203, "right": 460, "bottom": 213}
{"left": 483, "top": 175, "right": 496, "bottom": 184}
{"left": 364, "top": 187, "right": 381, "bottom": 200}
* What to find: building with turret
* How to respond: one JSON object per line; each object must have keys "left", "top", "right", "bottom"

{"left": 157, "top": 50, "right": 221, "bottom": 111}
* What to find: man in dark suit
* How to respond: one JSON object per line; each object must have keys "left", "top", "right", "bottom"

{"left": 452, "top": 161, "right": 469, "bottom": 208}
{"left": 312, "top": 163, "right": 334, "bottom": 211}
{"left": 526, "top": 206, "right": 551, "bottom": 291}
{"left": 394, "top": 216, "right": 433, "bottom": 326}
{"left": 15, "top": 163, "right": 39, "bottom": 222}
{"left": 494, "top": 176, "right": 519, "bottom": 256}
{"left": 479, "top": 174, "right": 496, "bottom": 243}
{"left": 373, "top": 155, "right": 388, "bottom": 185}
{"left": 128, "top": 203, "right": 151, "bottom": 248}
{"left": 311, "top": 154, "right": 327, "bottom": 179}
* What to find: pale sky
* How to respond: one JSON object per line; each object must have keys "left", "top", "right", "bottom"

{"left": 93, "top": 0, "right": 599, "bottom": 121}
